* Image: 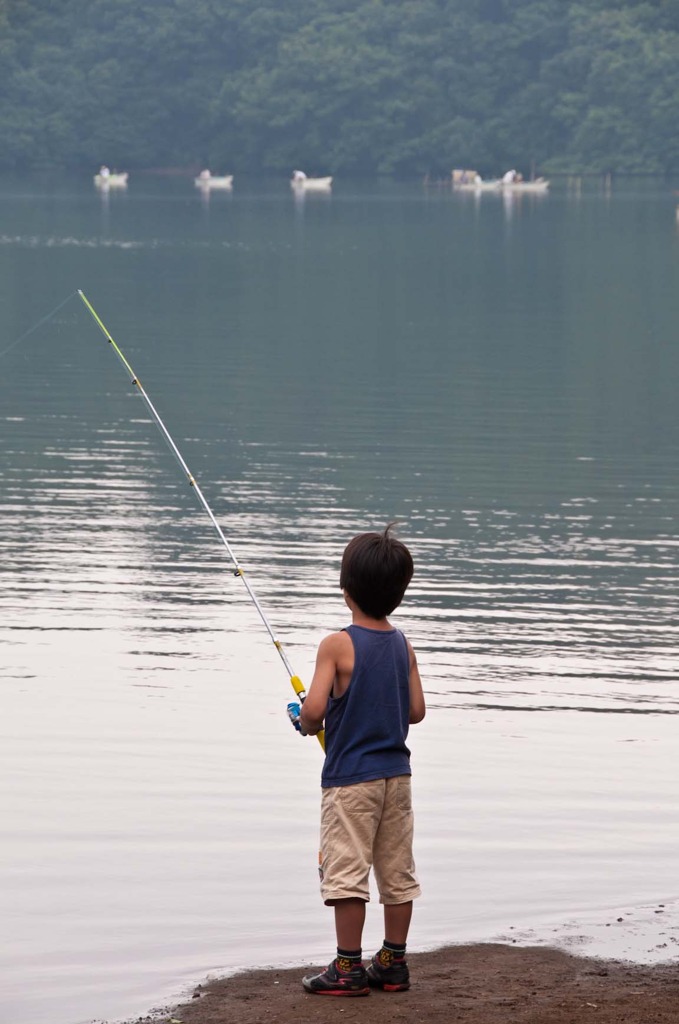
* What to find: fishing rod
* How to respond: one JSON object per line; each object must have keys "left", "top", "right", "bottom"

{"left": 77, "top": 289, "right": 324, "bottom": 750}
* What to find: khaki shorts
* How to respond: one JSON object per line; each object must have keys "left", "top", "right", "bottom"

{"left": 319, "top": 775, "right": 421, "bottom": 905}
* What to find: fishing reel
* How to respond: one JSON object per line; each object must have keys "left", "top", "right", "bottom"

{"left": 287, "top": 702, "right": 308, "bottom": 735}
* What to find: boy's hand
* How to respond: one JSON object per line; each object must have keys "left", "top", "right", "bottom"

{"left": 287, "top": 702, "right": 308, "bottom": 735}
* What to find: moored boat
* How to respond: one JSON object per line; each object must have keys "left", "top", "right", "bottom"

{"left": 94, "top": 169, "right": 128, "bottom": 188}
{"left": 452, "top": 169, "right": 500, "bottom": 191}
{"left": 194, "top": 171, "right": 234, "bottom": 190}
{"left": 452, "top": 168, "right": 549, "bottom": 193}
{"left": 499, "top": 170, "right": 549, "bottom": 193}
{"left": 291, "top": 170, "right": 332, "bottom": 191}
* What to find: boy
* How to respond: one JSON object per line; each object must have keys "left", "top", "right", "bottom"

{"left": 289, "top": 524, "right": 426, "bottom": 996}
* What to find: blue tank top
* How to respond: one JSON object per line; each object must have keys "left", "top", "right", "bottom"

{"left": 320, "top": 624, "right": 412, "bottom": 788}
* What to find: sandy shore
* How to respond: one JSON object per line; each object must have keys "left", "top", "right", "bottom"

{"left": 130, "top": 942, "right": 678, "bottom": 1024}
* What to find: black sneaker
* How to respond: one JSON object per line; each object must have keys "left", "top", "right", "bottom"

{"left": 366, "top": 949, "right": 410, "bottom": 991}
{"left": 302, "top": 958, "right": 370, "bottom": 996}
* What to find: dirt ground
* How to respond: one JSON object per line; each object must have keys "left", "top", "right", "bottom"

{"left": 136, "top": 943, "right": 678, "bottom": 1024}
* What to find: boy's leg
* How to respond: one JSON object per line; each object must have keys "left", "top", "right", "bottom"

{"left": 384, "top": 899, "right": 412, "bottom": 945}
{"left": 371, "top": 776, "right": 421, "bottom": 906}
{"left": 370, "top": 776, "right": 420, "bottom": 992}
{"left": 303, "top": 899, "right": 369, "bottom": 996}
{"left": 368, "top": 901, "right": 412, "bottom": 991}
{"left": 303, "top": 783, "right": 384, "bottom": 996}
{"left": 334, "top": 897, "right": 366, "bottom": 950}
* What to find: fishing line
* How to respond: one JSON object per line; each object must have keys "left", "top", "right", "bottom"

{"left": 76, "top": 289, "right": 324, "bottom": 751}
{"left": 0, "top": 290, "right": 78, "bottom": 360}
{"left": 1, "top": 288, "right": 323, "bottom": 747}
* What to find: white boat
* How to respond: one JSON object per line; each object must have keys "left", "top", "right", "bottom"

{"left": 194, "top": 172, "right": 233, "bottom": 190}
{"left": 452, "top": 167, "right": 549, "bottom": 193}
{"left": 94, "top": 171, "right": 128, "bottom": 188}
{"left": 452, "top": 169, "right": 500, "bottom": 191}
{"left": 291, "top": 170, "right": 332, "bottom": 191}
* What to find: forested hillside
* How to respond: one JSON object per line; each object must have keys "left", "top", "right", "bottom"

{"left": 1, "top": 0, "right": 678, "bottom": 175}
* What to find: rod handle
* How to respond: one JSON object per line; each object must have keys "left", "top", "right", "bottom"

{"left": 290, "top": 676, "right": 325, "bottom": 750}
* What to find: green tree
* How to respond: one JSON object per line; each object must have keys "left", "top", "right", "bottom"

{"left": 0, "top": 0, "right": 677, "bottom": 175}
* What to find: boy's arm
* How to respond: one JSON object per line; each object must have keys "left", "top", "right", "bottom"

{"left": 407, "top": 640, "right": 426, "bottom": 724}
{"left": 300, "top": 633, "right": 342, "bottom": 735}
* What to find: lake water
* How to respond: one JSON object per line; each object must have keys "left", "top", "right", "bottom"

{"left": 0, "top": 174, "right": 678, "bottom": 1024}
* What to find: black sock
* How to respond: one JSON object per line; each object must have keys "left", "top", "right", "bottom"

{"left": 337, "top": 947, "right": 362, "bottom": 967}
{"left": 382, "top": 939, "right": 406, "bottom": 959}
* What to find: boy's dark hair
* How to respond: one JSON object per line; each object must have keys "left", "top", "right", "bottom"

{"left": 340, "top": 523, "right": 414, "bottom": 619}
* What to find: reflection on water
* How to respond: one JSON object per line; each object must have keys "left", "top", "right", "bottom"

{"left": 0, "top": 176, "right": 678, "bottom": 1024}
